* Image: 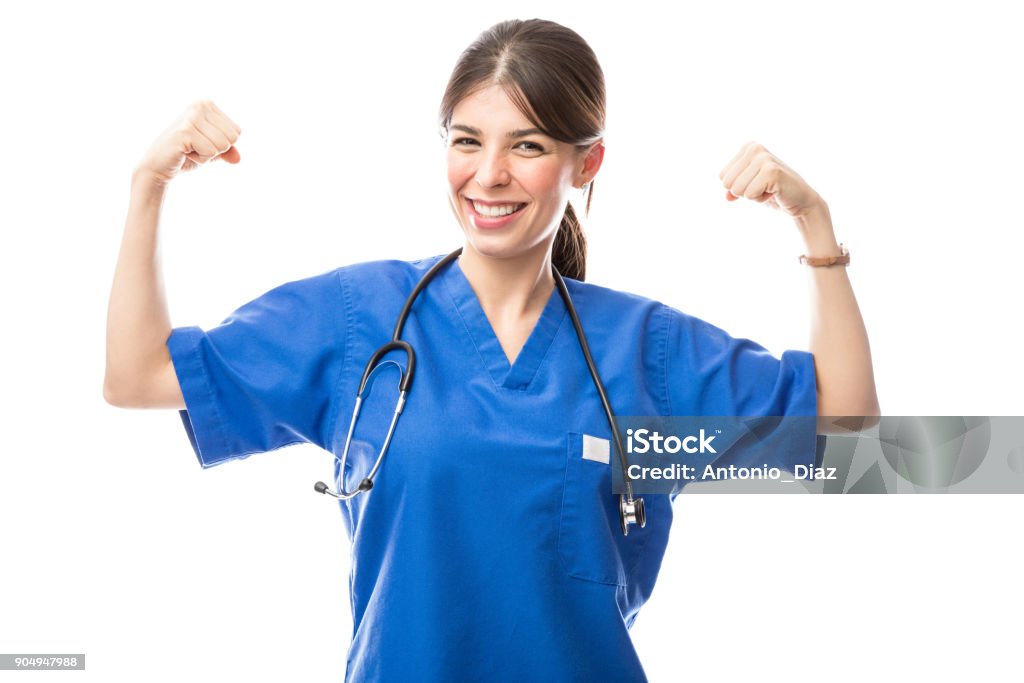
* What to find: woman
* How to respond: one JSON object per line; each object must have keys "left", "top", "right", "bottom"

{"left": 105, "top": 18, "right": 878, "bottom": 682}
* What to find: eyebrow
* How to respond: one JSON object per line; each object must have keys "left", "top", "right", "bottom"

{"left": 450, "top": 124, "right": 547, "bottom": 139}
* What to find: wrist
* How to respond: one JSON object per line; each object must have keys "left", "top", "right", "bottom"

{"left": 799, "top": 243, "right": 849, "bottom": 266}
{"left": 794, "top": 201, "right": 841, "bottom": 256}
{"left": 131, "top": 167, "right": 170, "bottom": 196}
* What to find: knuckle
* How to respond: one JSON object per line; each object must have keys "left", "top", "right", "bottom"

{"left": 173, "top": 125, "right": 193, "bottom": 146}
{"left": 187, "top": 99, "right": 214, "bottom": 120}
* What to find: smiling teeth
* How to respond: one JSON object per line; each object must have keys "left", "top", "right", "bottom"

{"left": 472, "top": 201, "right": 524, "bottom": 217}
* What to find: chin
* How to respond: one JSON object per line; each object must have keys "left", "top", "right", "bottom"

{"left": 457, "top": 210, "right": 557, "bottom": 263}
{"left": 464, "top": 236, "right": 521, "bottom": 261}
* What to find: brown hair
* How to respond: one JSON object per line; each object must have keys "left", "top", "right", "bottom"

{"left": 438, "top": 19, "right": 606, "bottom": 281}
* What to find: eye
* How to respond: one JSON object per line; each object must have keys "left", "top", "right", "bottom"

{"left": 450, "top": 137, "right": 479, "bottom": 148}
{"left": 516, "top": 141, "right": 545, "bottom": 153}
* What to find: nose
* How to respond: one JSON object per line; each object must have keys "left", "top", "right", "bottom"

{"left": 474, "top": 148, "right": 510, "bottom": 188}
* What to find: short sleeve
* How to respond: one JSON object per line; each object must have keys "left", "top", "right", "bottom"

{"left": 166, "top": 268, "right": 348, "bottom": 469}
{"left": 663, "top": 304, "right": 817, "bottom": 418}
{"left": 662, "top": 305, "right": 820, "bottom": 482}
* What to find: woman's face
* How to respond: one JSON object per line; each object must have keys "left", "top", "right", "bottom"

{"left": 445, "top": 84, "right": 598, "bottom": 263}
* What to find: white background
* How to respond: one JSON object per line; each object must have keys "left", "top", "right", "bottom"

{"left": 2, "top": 0, "right": 1021, "bottom": 681}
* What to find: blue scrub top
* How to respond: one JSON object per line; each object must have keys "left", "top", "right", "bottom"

{"left": 167, "top": 253, "right": 817, "bottom": 682}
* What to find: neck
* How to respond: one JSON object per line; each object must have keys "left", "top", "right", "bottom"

{"left": 458, "top": 242, "right": 555, "bottom": 320}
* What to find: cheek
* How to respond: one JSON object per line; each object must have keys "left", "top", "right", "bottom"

{"left": 446, "top": 154, "right": 474, "bottom": 191}
{"left": 522, "top": 162, "right": 572, "bottom": 201}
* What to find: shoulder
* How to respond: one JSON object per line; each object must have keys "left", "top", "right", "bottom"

{"left": 565, "top": 276, "right": 686, "bottom": 336}
{"left": 564, "top": 276, "right": 664, "bottom": 318}
{"left": 565, "top": 276, "right": 746, "bottom": 352}
{"left": 336, "top": 254, "right": 448, "bottom": 293}
{"left": 263, "top": 254, "right": 448, "bottom": 301}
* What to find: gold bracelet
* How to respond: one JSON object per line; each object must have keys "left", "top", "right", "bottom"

{"left": 799, "top": 243, "right": 849, "bottom": 267}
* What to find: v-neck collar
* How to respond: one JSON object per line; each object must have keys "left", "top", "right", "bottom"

{"left": 439, "top": 255, "right": 568, "bottom": 391}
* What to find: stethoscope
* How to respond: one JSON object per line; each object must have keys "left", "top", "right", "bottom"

{"left": 314, "top": 247, "right": 646, "bottom": 536}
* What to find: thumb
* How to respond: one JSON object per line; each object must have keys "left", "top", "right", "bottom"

{"left": 725, "top": 190, "right": 739, "bottom": 201}
{"left": 216, "top": 145, "right": 241, "bottom": 164}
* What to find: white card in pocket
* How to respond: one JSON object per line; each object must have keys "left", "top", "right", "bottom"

{"left": 581, "top": 433, "right": 610, "bottom": 464}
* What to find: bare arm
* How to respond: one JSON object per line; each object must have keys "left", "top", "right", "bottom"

{"left": 796, "top": 204, "right": 881, "bottom": 429}
{"left": 103, "top": 100, "right": 241, "bottom": 408}
{"left": 720, "top": 142, "right": 880, "bottom": 434}
{"left": 103, "top": 171, "right": 183, "bottom": 408}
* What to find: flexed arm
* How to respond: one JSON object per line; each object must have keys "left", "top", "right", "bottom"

{"left": 104, "top": 100, "right": 241, "bottom": 408}
{"left": 719, "top": 142, "right": 880, "bottom": 431}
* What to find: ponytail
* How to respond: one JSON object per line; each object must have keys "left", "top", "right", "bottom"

{"left": 552, "top": 181, "right": 594, "bottom": 282}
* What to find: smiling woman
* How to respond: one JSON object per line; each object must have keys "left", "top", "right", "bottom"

{"left": 105, "top": 16, "right": 876, "bottom": 683}
{"left": 441, "top": 83, "right": 606, "bottom": 364}
{"left": 439, "top": 18, "right": 606, "bottom": 286}
{"left": 445, "top": 85, "right": 601, "bottom": 265}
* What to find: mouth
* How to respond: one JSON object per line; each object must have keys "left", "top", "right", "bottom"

{"left": 466, "top": 198, "right": 528, "bottom": 217}
{"left": 464, "top": 197, "right": 528, "bottom": 229}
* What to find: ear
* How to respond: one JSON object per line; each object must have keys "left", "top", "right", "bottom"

{"left": 574, "top": 140, "right": 605, "bottom": 188}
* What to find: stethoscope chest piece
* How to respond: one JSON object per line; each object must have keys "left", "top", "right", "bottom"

{"left": 619, "top": 495, "right": 646, "bottom": 536}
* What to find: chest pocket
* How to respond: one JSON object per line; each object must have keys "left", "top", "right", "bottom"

{"left": 558, "top": 432, "right": 647, "bottom": 586}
